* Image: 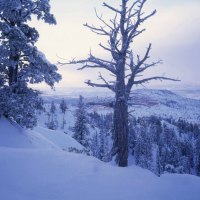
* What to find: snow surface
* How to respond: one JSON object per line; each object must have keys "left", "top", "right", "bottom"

{"left": 130, "top": 89, "right": 200, "bottom": 123}
{"left": 34, "top": 126, "right": 84, "bottom": 150}
{"left": 0, "top": 117, "right": 200, "bottom": 200}
{"left": 84, "top": 89, "right": 200, "bottom": 124}
{"left": 0, "top": 117, "right": 57, "bottom": 149}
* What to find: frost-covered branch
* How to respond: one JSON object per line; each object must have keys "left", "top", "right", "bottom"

{"left": 103, "top": 2, "right": 121, "bottom": 14}
{"left": 133, "top": 76, "right": 180, "bottom": 85}
{"left": 61, "top": 53, "right": 117, "bottom": 75}
{"left": 85, "top": 80, "right": 115, "bottom": 92}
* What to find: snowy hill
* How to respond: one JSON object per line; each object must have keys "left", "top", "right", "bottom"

{"left": 130, "top": 89, "right": 200, "bottom": 123}
{"left": 83, "top": 89, "right": 200, "bottom": 123}
{"left": 0, "top": 117, "right": 56, "bottom": 149}
{"left": 0, "top": 117, "right": 84, "bottom": 151}
{"left": 39, "top": 89, "right": 200, "bottom": 124}
{"left": 0, "top": 117, "right": 200, "bottom": 200}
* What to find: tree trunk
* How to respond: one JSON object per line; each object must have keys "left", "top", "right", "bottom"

{"left": 8, "top": 56, "right": 18, "bottom": 88}
{"left": 113, "top": 60, "right": 129, "bottom": 167}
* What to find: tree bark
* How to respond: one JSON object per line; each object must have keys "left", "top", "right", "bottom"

{"left": 113, "top": 60, "right": 129, "bottom": 167}
{"left": 8, "top": 55, "right": 18, "bottom": 87}
{"left": 113, "top": 98, "right": 129, "bottom": 166}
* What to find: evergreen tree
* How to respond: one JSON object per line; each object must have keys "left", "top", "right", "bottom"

{"left": 195, "top": 135, "right": 200, "bottom": 176}
{"left": 50, "top": 101, "right": 56, "bottom": 114}
{"left": 91, "top": 131, "right": 99, "bottom": 158}
{"left": 155, "top": 146, "right": 161, "bottom": 176}
{"left": 98, "top": 129, "right": 110, "bottom": 162}
{"left": 46, "top": 101, "right": 58, "bottom": 130}
{"left": 135, "top": 127, "right": 152, "bottom": 170}
{"left": 73, "top": 95, "right": 89, "bottom": 148}
{"left": 148, "top": 116, "right": 162, "bottom": 145}
{"left": 60, "top": 98, "right": 68, "bottom": 129}
{"left": 129, "top": 117, "right": 137, "bottom": 156}
{"left": 180, "top": 139, "right": 193, "bottom": 173}
{"left": 88, "top": 112, "right": 113, "bottom": 162}
{"left": 0, "top": 0, "right": 61, "bottom": 128}
{"left": 160, "top": 124, "right": 181, "bottom": 173}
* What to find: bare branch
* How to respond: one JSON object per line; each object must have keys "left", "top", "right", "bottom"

{"left": 135, "top": 43, "right": 152, "bottom": 71}
{"left": 99, "top": 43, "right": 120, "bottom": 58}
{"left": 127, "top": 0, "right": 140, "bottom": 14}
{"left": 94, "top": 9, "right": 114, "bottom": 31}
{"left": 137, "top": 60, "right": 162, "bottom": 74}
{"left": 125, "top": 1, "right": 156, "bottom": 49}
{"left": 85, "top": 80, "right": 115, "bottom": 92}
{"left": 61, "top": 53, "right": 117, "bottom": 75}
{"left": 133, "top": 76, "right": 180, "bottom": 85}
{"left": 98, "top": 72, "right": 114, "bottom": 88}
{"left": 103, "top": 2, "right": 121, "bottom": 14}
{"left": 141, "top": 10, "right": 157, "bottom": 23}
{"left": 84, "top": 23, "right": 109, "bottom": 35}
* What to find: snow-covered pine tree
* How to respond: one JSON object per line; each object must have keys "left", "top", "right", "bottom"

{"left": 60, "top": 98, "right": 68, "bottom": 113}
{"left": 73, "top": 95, "right": 89, "bottom": 148}
{"left": 91, "top": 131, "right": 99, "bottom": 158}
{"left": 0, "top": 0, "right": 61, "bottom": 128}
{"left": 160, "top": 124, "right": 181, "bottom": 173}
{"left": 129, "top": 117, "right": 137, "bottom": 156}
{"left": 195, "top": 135, "right": 200, "bottom": 176}
{"left": 155, "top": 146, "right": 161, "bottom": 176}
{"left": 46, "top": 101, "right": 58, "bottom": 130}
{"left": 180, "top": 138, "right": 193, "bottom": 174}
{"left": 88, "top": 112, "right": 113, "bottom": 161}
{"left": 60, "top": 98, "right": 68, "bottom": 129}
{"left": 99, "top": 129, "right": 106, "bottom": 161}
{"left": 134, "top": 127, "right": 152, "bottom": 170}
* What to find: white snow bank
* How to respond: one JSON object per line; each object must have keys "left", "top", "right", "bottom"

{"left": 0, "top": 148, "right": 200, "bottom": 200}
{"left": 0, "top": 117, "right": 56, "bottom": 149}
{"left": 0, "top": 117, "right": 84, "bottom": 151}
{"left": 0, "top": 117, "right": 200, "bottom": 200}
{"left": 34, "top": 126, "right": 84, "bottom": 150}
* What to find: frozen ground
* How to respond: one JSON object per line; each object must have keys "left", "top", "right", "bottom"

{"left": 0, "top": 117, "right": 200, "bottom": 200}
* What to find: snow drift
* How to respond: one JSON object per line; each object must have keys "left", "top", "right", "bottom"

{"left": 0, "top": 117, "right": 200, "bottom": 200}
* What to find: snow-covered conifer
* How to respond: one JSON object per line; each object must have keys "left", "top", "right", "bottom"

{"left": 0, "top": 0, "right": 61, "bottom": 128}
{"left": 46, "top": 101, "right": 58, "bottom": 130}
{"left": 60, "top": 98, "right": 68, "bottom": 114}
{"left": 91, "top": 131, "right": 99, "bottom": 158}
{"left": 60, "top": 98, "right": 68, "bottom": 129}
{"left": 195, "top": 135, "right": 200, "bottom": 176}
{"left": 135, "top": 129, "right": 152, "bottom": 170}
{"left": 73, "top": 95, "right": 89, "bottom": 148}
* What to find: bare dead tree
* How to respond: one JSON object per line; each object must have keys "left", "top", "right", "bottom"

{"left": 60, "top": 0, "right": 179, "bottom": 167}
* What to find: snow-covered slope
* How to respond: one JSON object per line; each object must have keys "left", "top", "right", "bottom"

{"left": 0, "top": 117, "right": 56, "bottom": 149}
{"left": 34, "top": 126, "right": 84, "bottom": 150}
{"left": 85, "top": 89, "right": 200, "bottom": 123}
{"left": 35, "top": 89, "right": 200, "bottom": 136}
{"left": 1, "top": 148, "right": 200, "bottom": 200}
{"left": 130, "top": 89, "right": 200, "bottom": 122}
{"left": 0, "top": 117, "right": 84, "bottom": 151}
{"left": 0, "top": 117, "right": 200, "bottom": 200}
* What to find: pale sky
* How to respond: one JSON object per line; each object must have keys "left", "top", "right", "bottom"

{"left": 31, "top": 0, "right": 200, "bottom": 89}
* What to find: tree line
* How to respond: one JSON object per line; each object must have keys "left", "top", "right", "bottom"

{"left": 63, "top": 96, "right": 200, "bottom": 176}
